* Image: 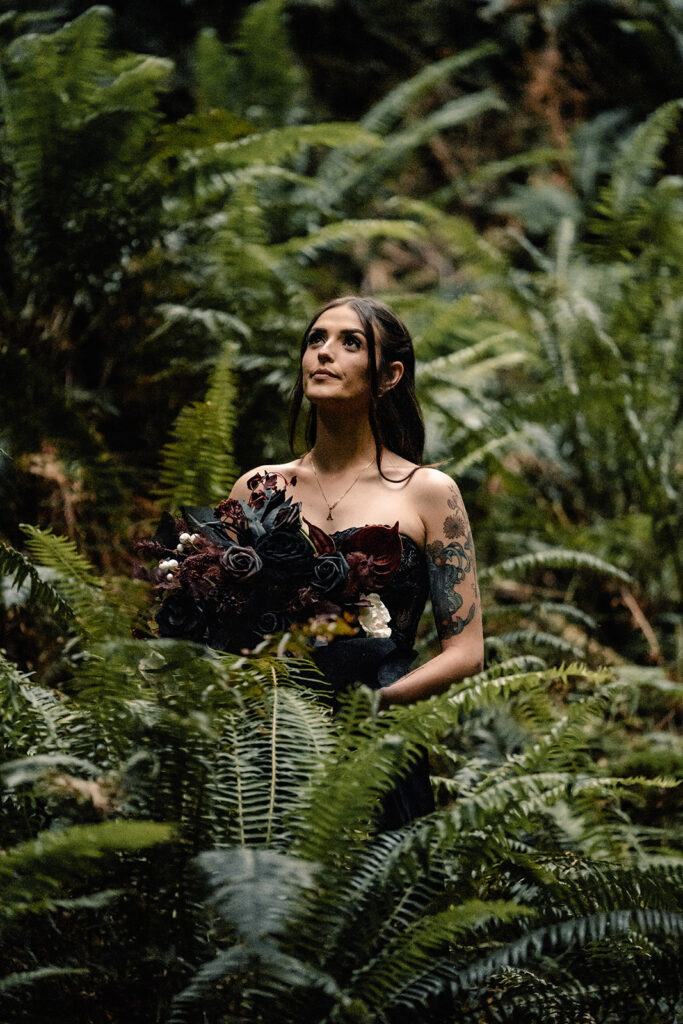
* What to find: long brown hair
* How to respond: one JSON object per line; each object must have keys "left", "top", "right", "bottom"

{"left": 288, "top": 296, "right": 425, "bottom": 474}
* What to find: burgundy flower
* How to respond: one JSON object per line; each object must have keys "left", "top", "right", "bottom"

{"left": 304, "top": 519, "right": 336, "bottom": 555}
{"left": 248, "top": 490, "right": 267, "bottom": 509}
{"left": 247, "top": 473, "right": 265, "bottom": 491}
{"left": 215, "top": 498, "right": 246, "bottom": 525}
{"left": 177, "top": 551, "right": 224, "bottom": 598}
{"left": 338, "top": 523, "right": 403, "bottom": 593}
{"left": 339, "top": 523, "right": 402, "bottom": 578}
{"left": 344, "top": 551, "right": 375, "bottom": 594}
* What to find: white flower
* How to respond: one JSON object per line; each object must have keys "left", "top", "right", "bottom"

{"left": 358, "top": 593, "right": 392, "bottom": 639}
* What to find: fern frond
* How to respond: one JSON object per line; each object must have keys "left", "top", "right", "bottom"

{"left": 485, "top": 602, "right": 598, "bottom": 632}
{"left": 482, "top": 548, "right": 634, "bottom": 585}
{"left": 157, "top": 342, "right": 238, "bottom": 507}
{"left": 20, "top": 525, "right": 101, "bottom": 590}
{"left": 0, "top": 543, "right": 75, "bottom": 624}
{"left": 272, "top": 217, "right": 428, "bottom": 263}
{"left": 336, "top": 91, "right": 506, "bottom": 202}
{"left": 0, "top": 966, "right": 89, "bottom": 994}
{"left": 18, "top": 525, "right": 122, "bottom": 639}
{"left": 361, "top": 44, "right": 501, "bottom": 135}
{"left": 354, "top": 900, "right": 533, "bottom": 1009}
{"left": 419, "top": 331, "right": 522, "bottom": 375}
{"left": 0, "top": 820, "right": 173, "bottom": 927}
{"left": 485, "top": 630, "right": 585, "bottom": 661}
{"left": 454, "top": 909, "right": 683, "bottom": 991}
{"left": 153, "top": 303, "right": 250, "bottom": 341}
{"left": 605, "top": 99, "right": 683, "bottom": 219}
{"left": 449, "top": 431, "right": 531, "bottom": 476}
{"left": 179, "top": 122, "right": 380, "bottom": 172}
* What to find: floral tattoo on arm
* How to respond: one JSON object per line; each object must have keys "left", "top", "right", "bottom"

{"left": 426, "top": 485, "right": 478, "bottom": 639}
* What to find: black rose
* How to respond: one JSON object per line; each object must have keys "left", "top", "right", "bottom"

{"left": 156, "top": 591, "right": 207, "bottom": 643}
{"left": 255, "top": 530, "right": 314, "bottom": 579}
{"left": 220, "top": 545, "right": 263, "bottom": 582}
{"left": 311, "top": 552, "right": 349, "bottom": 594}
{"left": 254, "top": 609, "right": 289, "bottom": 638}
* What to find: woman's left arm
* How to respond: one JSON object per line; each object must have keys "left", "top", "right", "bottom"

{"left": 378, "top": 471, "right": 484, "bottom": 707}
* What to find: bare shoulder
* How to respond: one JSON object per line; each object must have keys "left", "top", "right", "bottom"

{"left": 230, "top": 459, "right": 301, "bottom": 500}
{"left": 407, "top": 468, "right": 471, "bottom": 533}
{"left": 410, "top": 467, "right": 462, "bottom": 504}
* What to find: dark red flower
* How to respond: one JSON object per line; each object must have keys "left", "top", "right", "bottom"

{"left": 247, "top": 473, "right": 264, "bottom": 491}
{"left": 338, "top": 523, "right": 402, "bottom": 579}
{"left": 344, "top": 551, "right": 374, "bottom": 594}
{"left": 304, "top": 519, "right": 336, "bottom": 555}
{"left": 248, "top": 490, "right": 267, "bottom": 509}
{"left": 215, "top": 498, "right": 246, "bottom": 525}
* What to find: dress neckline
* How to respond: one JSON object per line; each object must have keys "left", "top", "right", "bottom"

{"left": 328, "top": 526, "right": 423, "bottom": 552}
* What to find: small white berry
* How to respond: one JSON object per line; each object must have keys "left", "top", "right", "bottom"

{"left": 176, "top": 544, "right": 184, "bottom": 553}
{"left": 179, "top": 532, "right": 191, "bottom": 544}
{"left": 167, "top": 559, "right": 179, "bottom": 569}
{"left": 190, "top": 533, "right": 200, "bottom": 543}
{"left": 166, "top": 572, "right": 174, "bottom": 581}
{"left": 159, "top": 560, "right": 169, "bottom": 571}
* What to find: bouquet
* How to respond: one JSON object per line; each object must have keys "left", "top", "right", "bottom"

{"left": 136, "top": 472, "right": 403, "bottom": 653}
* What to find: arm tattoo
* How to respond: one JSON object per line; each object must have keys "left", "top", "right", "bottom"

{"left": 426, "top": 486, "right": 478, "bottom": 639}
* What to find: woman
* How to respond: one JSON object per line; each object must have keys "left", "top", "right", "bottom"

{"left": 230, "top": 295, "right": 483, "bottom": 715}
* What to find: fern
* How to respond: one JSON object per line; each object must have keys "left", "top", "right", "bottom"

{"left": 482, "top": 548, "right": 634, "bottom": 585}
{"left": 600, "top": 99, "right": 683, "bottom": 221}
{"left": 178, "top": 121, "right": 379, "bottom": 173}
{"left": 272, "top": 217, "right": 428, "bottom": 263}
{"left": 0, "top": 543, "right": 75, "bottom": 624}
{"left": 156, "top": 343, "right": 239, "bottom": 507}
{"left": 0, "top": 820, "right": 173, "bottom": 929}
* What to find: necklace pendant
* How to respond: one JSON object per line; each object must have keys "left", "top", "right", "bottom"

{"left": 326, "top": 511, "right": 333, "bottom": 521}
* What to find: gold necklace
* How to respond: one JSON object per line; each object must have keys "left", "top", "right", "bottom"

{"left": 309, "top": 453, "right": 375, "bottom": 521}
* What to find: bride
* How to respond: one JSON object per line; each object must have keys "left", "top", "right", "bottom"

{"left": 229, "top": 296, "right": 484, "bottom": 713}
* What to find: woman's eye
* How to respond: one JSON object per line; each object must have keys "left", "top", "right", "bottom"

{"left": 343, "top": 335, "right": 362, "bottom": 349}
{"left": 306, "top": 332, "right": 324, "bottom": 347}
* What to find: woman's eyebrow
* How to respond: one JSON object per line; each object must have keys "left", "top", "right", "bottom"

{"left": 306, "top": 327, "right": 365, "bottom": 339}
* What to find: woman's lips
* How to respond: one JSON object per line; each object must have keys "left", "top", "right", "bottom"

{"left": 310, "top": 370, "right": 338, "bottom": 379}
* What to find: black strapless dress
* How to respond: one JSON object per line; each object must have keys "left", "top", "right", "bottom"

{"left": 313, "top": 530, "right": 435, "bottom": 830}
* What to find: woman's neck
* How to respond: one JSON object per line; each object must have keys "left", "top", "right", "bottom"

{"left": 310, "top": 410, "right": 377, "bottom": 472}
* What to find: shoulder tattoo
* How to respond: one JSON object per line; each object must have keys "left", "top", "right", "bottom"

{"left": 425, "top": 486, "right": 478, "bottom": 639}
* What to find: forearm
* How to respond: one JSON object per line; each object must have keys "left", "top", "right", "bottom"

{"left": 378, "top": 639, "right": 484, "bottom": 708}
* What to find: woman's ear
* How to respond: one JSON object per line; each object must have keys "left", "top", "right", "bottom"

{"left": 379, "top": 360, "right": 404, "bottom": 395}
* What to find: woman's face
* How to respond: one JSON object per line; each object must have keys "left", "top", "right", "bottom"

{"left": 302, "top": 304, "right": 373, "bottom": 410}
